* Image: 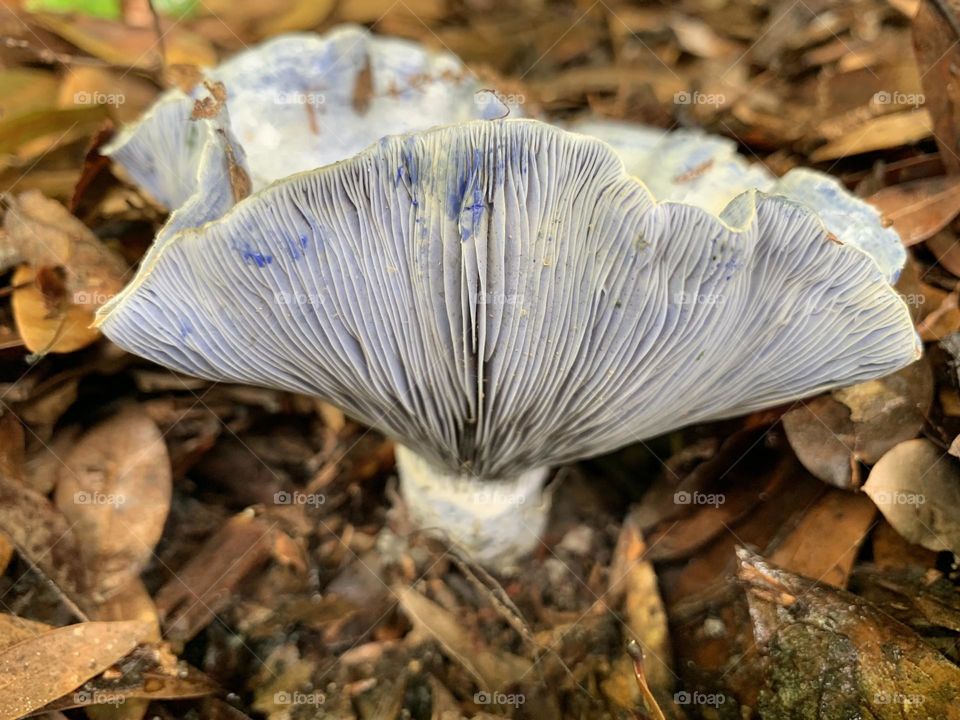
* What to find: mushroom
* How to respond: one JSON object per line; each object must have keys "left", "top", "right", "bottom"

{"left": 97, "top": 116, "right": 919, "bottom": 565}
{"left": 103, "top": 24, "right": 511, "bottom": 247}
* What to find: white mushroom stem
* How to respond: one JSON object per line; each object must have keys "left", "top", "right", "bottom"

{"left": 394, "top": 444, "right": 552, "bottom": 566}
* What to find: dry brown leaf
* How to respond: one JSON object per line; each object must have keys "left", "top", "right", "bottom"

{"left": 768, "top": 488, "right": 876, "bottom": 587}
{"left": 0, "top": 105, "right": 108, "bottom": 158}
{"left": 0, "top": 471, "right": 90, "bottom": 616}
{"left": 31, "top": 13, "right": 216, "bottom": 69}
{"left": 783, "top": 359, "right": 934, "bottom": 488}
{"left": 0, "top": 68, "right": 60, "bottom": 119}
{"left": 0, "top": 620, "right": 151, "bottom": 720}
{"left": 397, "top": 585, "right": 532, "bottom": 691}
{"left": 864, "top": 438, "right": 960, "bottom": 553}
{"left": 55, "top": 407, "right": 172, "bottom": 600}
{"left": 809, "top": 109, "right": 932, "bottom": 161}
{"left": 913, "top": 0, "right": 960, "bottom": 173}
{"left": 917, "top": 290, "right": 960, "bottom": 340}
{"left": 5, "top": 191, "right": 126, "bottom": 354}
{"left": 926, "top": 230, "right": 960, "bottom": 276}
{"left": 260, "top": 0, "right": 335, "bottom": 35}
{"left": 155, "top": 511, "right": 275, "bottom": 643}
{"left": 38, "top": 642, "right": 215, "bottom": 714}
{"left": 57, "top": 66, "right": 158, "bottom": 123}
{"left": 4, "top": 191, "right": 127, "bottom": 306}
{"left": 601, "top": 509, "right": 673, "bottom": 710}
{"left": 12, "top": 264, "right": 100, "bottom": 353}
{"left": 0, "top": 614, "right": 53, "bottom": 651}
{"left": 739, "top": 548, "right": 960, "bottom": 718}
{"left": 867, "top": 175, "right": 960, "bottom": 245}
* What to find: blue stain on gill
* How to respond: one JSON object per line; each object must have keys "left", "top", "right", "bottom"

{"left": 243, "top": 249, "right": 273, "bottom": 267}
{"left": 451, "top": 149, "right": 485, "bottom": 241}
{"left": 234, "top": 240, "right": 273, "bottom": 268}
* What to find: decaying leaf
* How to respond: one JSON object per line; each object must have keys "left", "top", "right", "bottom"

{"left": 55, "top": 407, "right": 172, "bottom": 600}
{"left": 809, "top": 109, "right": 932, "bottom": 161}
{"left": 601, "top": 509, "right": 673, "bottom": 710}
{"left": 4, "top": 191, "right": 127, "bottom": 354}
{"left": 913, "top": 0, "right": 960, "bottom": 174}
{"left": 926, "top": 229, "right": 960, "bottom": 276}
{"left": 0, "top": 472, "right": 90, "bottom": 616}
{"left": 0, "top": 613, "right": 53, "bottom": 650}
{"left": 783, "top": 358, "right": 934, "bottom": 488}
{"left": 0, "top": 620, "right": 152, "bottom": 720}
{"left": 768, "top": 488, "right": 876, "bottom": 588}
{"left": 11, "top": 264, "right": 102, "bottom": 353}
{"left": 739, "top": 548, "right": 960, "bottom": 718}
{"left": 868, "top": 175, "right": 960, "bottom": 245}
{"left": 864, "top": 438, "right": 960, "bottom": 554}
{"left": 38, "top": 642, "right": 216, "bottom": 714}
{"left": 30, "top": 12, "right": 216, "bottom": 69}
{"left": 155, "top": 511, "right": 275, "bottom": 643}
{"left": 397, "top": 584, "right": 532, "bottom": 691}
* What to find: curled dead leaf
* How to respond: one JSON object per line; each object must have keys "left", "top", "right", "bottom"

{"left": 783, "top": 359, "right": 933, "bottom": 488}
{"left": 0, "top": 620, "right": 152, "bottom": 720}
{"left": 864, "top": 438, "right": 960, "bottom": 554}
{"left": 55, "top": 407, "right": 172, "bottom": 600}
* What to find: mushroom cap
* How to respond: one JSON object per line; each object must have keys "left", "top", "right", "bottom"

{"left": 572, "top": 119, "right": 906, "bottom": 283}
{"left": 103, "top": 25, "right": 508, "bottom": 251}
{"left": 98, "top": 119, "right": 919, "bottom": 479}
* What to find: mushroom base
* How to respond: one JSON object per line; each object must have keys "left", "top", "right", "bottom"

{"left": 395, "top": 445, "right": 551, "bottom": 567}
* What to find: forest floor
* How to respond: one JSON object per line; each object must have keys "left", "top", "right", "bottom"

{"left": 0, "top": 0, "right": 958, "bottom": 718}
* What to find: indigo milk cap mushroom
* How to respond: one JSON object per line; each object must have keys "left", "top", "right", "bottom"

{"left": 97, "top": 119, "right": 920, "bottom": 564}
